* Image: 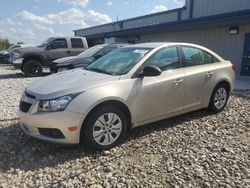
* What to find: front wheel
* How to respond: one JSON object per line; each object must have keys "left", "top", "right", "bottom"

{"left": 22, "top": 60, "right": 43, "bottom": 77}
{"left": 83, "top": 106, "right": 127, "bottom": 150}
{"left": 208, "top": 84, "right": 229, "bottom": 113}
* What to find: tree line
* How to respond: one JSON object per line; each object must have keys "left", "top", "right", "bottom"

{"left": 0, "top": 38, "right": 10, "bottom": 50}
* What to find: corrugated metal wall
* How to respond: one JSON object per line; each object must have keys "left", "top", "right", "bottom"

{"left": 193, "top": 0, "right": 250, "bottom": 18}
{"left": 75, "top": 0, "right": 250, "bottom": 37}
{"left": 75, "top": 10, "right": 181, "bottom": 36}
{"left": 139, "top": 24, "right": 250, "bottom": 75}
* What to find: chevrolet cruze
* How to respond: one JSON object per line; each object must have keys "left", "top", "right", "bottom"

{"left": 19, "top": 43, "right": 235, "bottom": 150}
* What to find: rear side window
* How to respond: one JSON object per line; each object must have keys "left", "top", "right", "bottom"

{"left": 71, "top": 38, "right": 84, "bottom": 48}
{"left": 143, "top": 47, "right": 180, "bottom": 71}
{"left": 51, "top": 38, "right": 68, "bottom": 49}
{"left": 182, "top": 47, "right": 206, "bottom": 67}
{"left": 203, "top": 51, "right": 219, "bottom": 64}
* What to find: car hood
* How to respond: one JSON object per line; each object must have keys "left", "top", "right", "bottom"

{"left": 26, "top": 69, "right": 119, "bottom": 100}
{"left": 0, "top": 50, "right": 9, "bottom": 55}
{"left": 53, "top": 56, "right": 79, "bottom": 64}
{"left": 16, "top": 46, "right": 43, "bottom": 53}
{"left": 53, "top": 56, "right": 93, "bottom": 66}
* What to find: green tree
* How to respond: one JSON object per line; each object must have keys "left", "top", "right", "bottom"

{"left": 0, "top": 38, "right": 10, "bottom": 50}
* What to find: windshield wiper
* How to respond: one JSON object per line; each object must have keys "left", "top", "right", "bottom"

{"left": 87, "top": 67, "right": 112, "bottom": 75}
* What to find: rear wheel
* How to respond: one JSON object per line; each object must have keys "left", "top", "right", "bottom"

{"left": 208, "top": 83, "right": 229, "bottom": 113}
{"left": 22, "top": 60, "right": 42, "bottom": 77}
{"left": 83, "top": 106, "right": 127, "bottom": 150}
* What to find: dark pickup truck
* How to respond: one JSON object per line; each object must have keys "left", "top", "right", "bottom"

{"left": 11, "top": 36, "right": 88, "bottom": 76}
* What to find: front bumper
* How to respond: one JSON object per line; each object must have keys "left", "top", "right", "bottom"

{"left": 12, "top": 58, "right": 23, "bottom": 68}
{"left": 19, "top": 94, "right": 85, "bottom": 144}
{"left": 50, "top": 62, "right": 73, "bottom": 73}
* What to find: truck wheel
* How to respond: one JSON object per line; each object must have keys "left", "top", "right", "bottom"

{"left": 22, "top": 60, "right": 43, "bottom": 77}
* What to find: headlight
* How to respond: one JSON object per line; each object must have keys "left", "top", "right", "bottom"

{"left": 37, "top": 93, "right": 80, "bottom": 112}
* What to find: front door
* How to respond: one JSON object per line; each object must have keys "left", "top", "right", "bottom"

{"left": 133, "top": 69, "right": 186, "bottom": 124}
{"left": 132, "top": 47, "right": 186, "bottom": 124}
{"left": 241, "top": 33, "right": 250, "bottom": 76}
{"left": 45, "top": 38, "right": 70, "bottom": 64}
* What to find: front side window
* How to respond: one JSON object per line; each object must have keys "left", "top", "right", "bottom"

{"left": 71, "top": 38, "right": 84, "bottom": 48}
{"left": 50, "top": 38, "right": 68, "bottom": 49}
{"left": 182, "top": 47, "right": 206, "bottom": 67}
{"left": 143, "top": 47, "right": 180, "bottom": 71}
{"left": 87, "top": 47, "right": 152, "bottom": 75}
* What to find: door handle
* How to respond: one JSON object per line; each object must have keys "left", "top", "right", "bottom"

{"left": 206, "top": 71, "right": 214, "bottom": 77}
{"left": 174, "top": 79, "right": 183, "bottom": 86}
{"left": 67, "top": 50, "right": 71, "bottom": 54}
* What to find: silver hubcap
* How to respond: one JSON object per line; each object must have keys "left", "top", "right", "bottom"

{"left": 92, "top": 113, "right": 122, "bottom": 146}
{"left": 214, "top": 88, "right": 227, "bottom": 109}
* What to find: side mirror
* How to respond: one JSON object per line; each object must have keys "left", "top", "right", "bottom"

{"left": 140, "top": 66, "right": 162, "bottom": 77}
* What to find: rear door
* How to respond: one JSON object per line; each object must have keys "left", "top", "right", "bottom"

{"left": 70, "top": 38, "right": 86, "bottom": 56}
{"left": 180, "top": 46, "right": 219, "bottom": 109}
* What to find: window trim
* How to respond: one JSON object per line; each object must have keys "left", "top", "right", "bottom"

{"left": 179, "top": 45, "right": 219, "bottom": 67}
{"left": 50, "top": 38, "right": 68, "bottom": 49}
{"left": 132, "top": 46, "right": 182, "bottom": 78}
{"left": 70, "top": 38, "right": 84, "bottom": 48}
{"left": 202, "top": 50, "right": 220, "bottom": 64}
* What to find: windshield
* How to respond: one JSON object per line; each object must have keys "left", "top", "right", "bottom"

{"left": 78, "top": 44, "right": 107, "bottom": 58}
{"left": 38, "top": 37, "right": 54, "bottom": 47}
{"left": 87, "top": 47, "right": 152, "bottom": 75}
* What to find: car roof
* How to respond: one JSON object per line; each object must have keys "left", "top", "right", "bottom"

{"left": 128, "top": 42, "right": 211, "bottom": 49}
{"left": 130, "top": 42, "right": 170, "bottom": 48}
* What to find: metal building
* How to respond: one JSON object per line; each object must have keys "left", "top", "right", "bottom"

{"left": 74, "top": 0, "right": 250, "bottom": 76}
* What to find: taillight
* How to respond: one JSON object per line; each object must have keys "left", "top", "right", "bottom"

{"left": 232, "top": 64, "right": 236, "bottom": 72}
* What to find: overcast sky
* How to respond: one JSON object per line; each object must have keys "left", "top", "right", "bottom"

{"left": 0, "top": 0, "right": 185, "bottom": 44}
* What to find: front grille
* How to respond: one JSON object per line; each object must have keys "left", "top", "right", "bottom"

{"left": 38, "top": 128, "right": 65, "bottom": 139}
{"left": 19, "top": 101, "right": 32, "bottom": 113}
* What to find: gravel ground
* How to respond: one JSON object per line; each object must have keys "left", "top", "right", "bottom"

{"left": 0, "top": 65, "right": 249, "bottom": 187}
{"left": 0, "top": 65, "right": 45, "bottom": 120}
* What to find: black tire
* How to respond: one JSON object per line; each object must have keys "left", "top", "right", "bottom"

{"left": 22, "top": 60, "right": 43, "bottom": 77}
{"left": 208, "top": 83, "right": 229, "bottom": 113}
{"left": 82, "top": 105, "right": 127, "bottom": 150}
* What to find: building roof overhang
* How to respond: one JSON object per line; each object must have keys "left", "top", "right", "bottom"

{"left": 82, "top": 9, "right": 250, "bottom": 40}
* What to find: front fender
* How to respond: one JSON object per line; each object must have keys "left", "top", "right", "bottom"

{"left": 66, "top": 80, "right": 137, "bottom": 126}
{"left": 22, "top": 53, "right": 44, "bottom": 63}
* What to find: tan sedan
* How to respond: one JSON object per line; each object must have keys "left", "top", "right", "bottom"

{"left": 19, "top": 42, "right": 235, "bottom": 150}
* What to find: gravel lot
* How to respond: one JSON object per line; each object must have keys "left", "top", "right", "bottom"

{"left": 0, "top": 65, "right": 249, "bottom": 187}
{"left": 0, "top": 65, "right": 44, "bottom": 120}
